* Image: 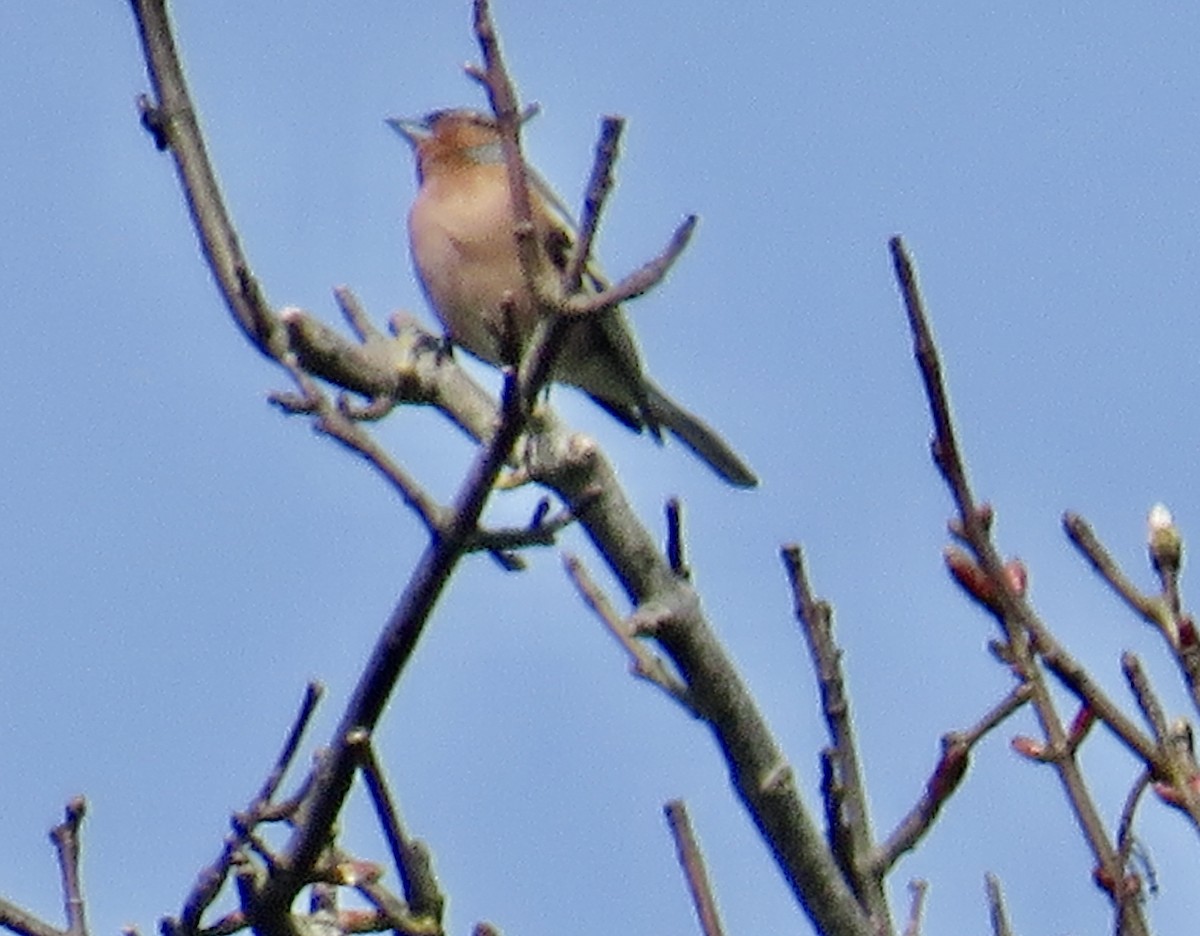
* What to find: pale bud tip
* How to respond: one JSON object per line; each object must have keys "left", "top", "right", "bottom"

{"left": 1148, "top": 502, "right": 1183, "bottom": 574}
{"left": 1148, "top": 503, "right": 1174, "bottom": 535}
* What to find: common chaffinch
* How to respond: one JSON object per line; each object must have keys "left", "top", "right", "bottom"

{"left": 388, "top": 109, "right": 757, "bottom": 488}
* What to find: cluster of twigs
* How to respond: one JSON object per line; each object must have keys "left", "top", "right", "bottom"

{"left": 2, "top": 2, "right": 1197, "bottom": 936}
{"left": 893, "top": 243, "right": 1200, "bottom": 936}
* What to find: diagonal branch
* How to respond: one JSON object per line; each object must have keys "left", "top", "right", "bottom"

{"left": 565, "top": 554, "right": 693, "bottom": 708}
{"left": 1063, "top": 513, "right": 1174, "bottom": 639}
{"left": 351, "top": 732, "right": 444, "bottom": 924}
{"left": 0, "top": 903, "right": 63, "bottom": 936}
{"left": 131, "top": 0, "right": 282, "bottom": 359}
{"left": 873, "top": 685, "right": 1031, "bottom": 873}
{"left": 562, "top": 215, "right": 697, "bottom": 316}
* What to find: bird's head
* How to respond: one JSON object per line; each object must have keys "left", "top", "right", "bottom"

{"left": 387, "top": 109, "right": 504, "bottom": 180}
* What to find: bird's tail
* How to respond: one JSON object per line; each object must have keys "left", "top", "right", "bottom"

{"left": 642, "top": 380, "right": 758, "bottom": 488}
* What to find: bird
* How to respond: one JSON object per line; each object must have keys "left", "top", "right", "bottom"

{"left": 388, "top": 108, "right": 758, "bottom": 488}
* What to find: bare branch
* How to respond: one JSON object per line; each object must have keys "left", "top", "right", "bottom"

{"left": 562, "top": 215, "right": 697, "bottom": 316}
{"left": 468, "top": 0, "right": 541, "bottom": 300}
{"left": 1116, "top": 772, "right": 1151, "bottom": 905}
{"left": 49, "top": 798, "right": 88, "bottom": 936}
{"left": 1067, "top": 511, "right": 1200, "bottom": 716}
{"left": 902, "top": 880, "right": 928, "bottom": 936}
{"left": 663, "top": 801, "right": 725, "bottom": 936}
{"left": 464, "top": 501, "right": 574, "bottom": 557}
{"left": 173, "top": 685, "right": 321, "bottom": 935}
{"left": 1063, "top": 513, "right": 1174, "bottom": 642}
{"left": 984, "top": 873, "right": 1014, "bottom": 936}
{"left": 562, "top": 117, "right": 624, "bottom": 294}
{"left": 665, "top": 498, "right": 689, "bottom": 579}
{"left": 0, "top": 901, "right": 63, "bottom": 936}
{"left": 564, "top": 554, "right": 692, "bottom": 708}
{"left": 1122, "top": 653, "right": 1168, "bottom": 743}
{"left": 129, "top": 0, "right": 284, "bottom": 359}
{"left": 335, "top": 287, "right": 386, "bottom": 344}
{"left": 269, "top": 365, "right": 448, "bottom": 536}
{"left": 780, "top": 545, "right": 889, "bottom": 928}
{"left": 350, "top": 732, "right": 445, "bottom": 924}
{"left": 258, "top": 683, "right": 324, "bottom": 807}
{"left": 254, "top": 360, "right": 540, "bottom": 925}
{"left": 1032, "top": 643, "right": 1159, "bottom": 767}
{"left": 874, "top": 685, "right": 1030, "bottom": 872}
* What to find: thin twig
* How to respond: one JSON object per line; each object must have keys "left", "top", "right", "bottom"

{"left": 563, "top": 215, "right": 697, "bottom": 315}
{"left": 1068, "top": 511, "right": 1200, "bottom": 714}
{"left": 1116, "top": 771, "right": 1151, "bottom": 899}
{"left": 49, "top": 798, "right": 88, "bottom": 936}
{"left": 780, "top": 545, "right": 888, "bottom": 928}
{"left": 1063, "top": 513, "right": 1173, "bottom": 638}
{"left": 257, "top": 683, "right": 323, "bottom": 806}
{"left": 564, "top": 554, "right": 692, "bottom": 707}
{"left": 130, "top": 0, "right": 282, "bottom": 359}
{"left": 665, "top": 498, "right": 689, "bottom": 579}
{"left": 874, "top": 685, "right": 1030, "bottom": 872}
{"left": 902, "top": 880, "right": 927, "bottom": 936}
{"left": 1032, "top": 642, "right": 1159, "bottom": 766}
{"left": 1122, "top": 653, "right": 1168, "bottom": 743}
{"left": 270, "top": 352, "right": 447, "bottom": 535}
{"left": 563, "top": 117, "right": 623, "bottom": 294}
{"left": 350, "top": 731, "right": 445, "bottom": 924}
{"left": 664, "top": 801, "right": 725, "bottom": 936}
{"left": 467, "top": 0, "right": 540, "bottom": 298}
{"left": 465, "top": 504, "right": 574, "bottom": 555}
{"left": 335, "top": 287, "right": 385, "bottom": 343}
{"left": 984, "top": 873, "right": 1014, "bottom": 936}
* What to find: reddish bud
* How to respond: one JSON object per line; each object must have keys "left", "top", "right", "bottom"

{"left": 1151, "top": 773, "right": 1200, "bottom": 810}
{"left": 1004, "top": 559, "right": 1028, "bottom": 596}
{"left": 340, "top": 910, "right": 383, "bottom": 929}
{"left": 1011, "top": 735, "right": 1047, "bottom": 760}
{"left": 1152, "top": 780, "right": 1181, "bottom": 807}
{"left": 1179, "top": 616, "right": 1197, "bottom": 648}
{"left": 945, "top": 547, "right": 999, "bottom": 612}
{"left": 1093, "top": 865, "right": 1142, "bottom": 899}
{"left": 1067, "top": 705, "right": 1095, "bottom": 744}
{"left": 334, "top": 859, "right": 382, "bottom": 886}
{"left": 928, "top": 740, "right": 970, "bottom": 801}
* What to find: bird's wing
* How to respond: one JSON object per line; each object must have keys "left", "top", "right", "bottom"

{"left": 528, "top": 165, "right": 655, "bottom": 426}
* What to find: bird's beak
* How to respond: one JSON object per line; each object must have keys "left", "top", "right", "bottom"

{"left": 386, "top": 116, "right": 429, "bottom": 148}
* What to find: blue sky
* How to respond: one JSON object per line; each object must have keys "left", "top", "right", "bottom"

{"left": 2, "top": 2, "right": 1199, "bottom": 934}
